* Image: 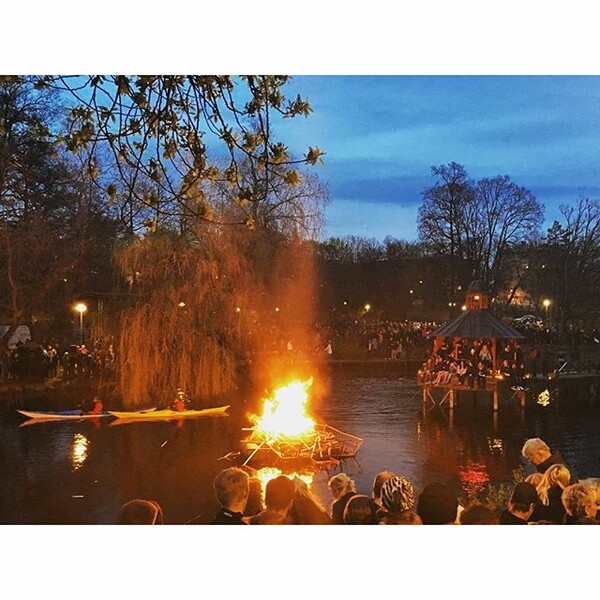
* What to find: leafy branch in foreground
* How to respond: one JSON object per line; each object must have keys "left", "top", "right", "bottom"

{"left": 34, "top": 75, "right": 325, "bottom": 229}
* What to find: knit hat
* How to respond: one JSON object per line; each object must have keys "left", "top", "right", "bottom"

{"left": 380, "top": 476, "right": 415, "bottom": 512}
{"left": 416, "top": 482, "right": 458, "bottom": 524}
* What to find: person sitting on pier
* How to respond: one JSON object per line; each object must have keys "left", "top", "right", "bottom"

{"left": 478, "top": 342, "right": 492, "bottom": 368}
{"left": 499, "top": 482, "right": 538, "bottom": 524}
{"left": 210, "top": 467, "right": 249, "bottom": 525}
{"left": 500, "top": 359, "right": 514, "bottom": 385}
{"left": 431, "top": 358, "right": 453, "bottom": 386}
{"left": 521, "top": 438, "right": 568, "bottom": 474}
{"left": 474, "top": 361, "right": 488, "bottom": 389}
{"left": 455, "top": 359, "right": 468, "bottom": 386}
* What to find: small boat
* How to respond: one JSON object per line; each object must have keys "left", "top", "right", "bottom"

{"left": 17, "top": 409, "right": 113, "bottom": 421}
{"left": 108, "top": 405, "right": 230, "bottom": 423}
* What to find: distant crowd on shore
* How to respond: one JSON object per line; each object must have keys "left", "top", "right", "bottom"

{"left": 117, "top": 436, "right": 599, "bottom": 525}
{"left": 0, "top": 337, "right": 115, "bottom": 383}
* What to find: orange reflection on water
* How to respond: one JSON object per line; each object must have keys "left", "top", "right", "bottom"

{"left": 70, "top": 433, "right": 89, "bottom": 470}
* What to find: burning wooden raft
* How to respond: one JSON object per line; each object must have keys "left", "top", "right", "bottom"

{"left": 229, "top": 378, "right": 363, "bottom": 470}
{"left": 240, "top": 423, "right": 363, "bottom": 468}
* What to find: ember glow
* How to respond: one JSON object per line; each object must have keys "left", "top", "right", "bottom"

{"left": 253, "top": 378, "right": 315, "bottom": 438}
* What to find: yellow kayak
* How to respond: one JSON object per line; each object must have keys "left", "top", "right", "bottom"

{"left": 108, "top": 405, "right": 230, "bottom": 423}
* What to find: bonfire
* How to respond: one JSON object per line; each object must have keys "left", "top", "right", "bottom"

{"left": 237, "top": 378, "right": 363, "bottom": 470}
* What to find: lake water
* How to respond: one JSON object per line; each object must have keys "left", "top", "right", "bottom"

{"left": 1, "top": 376, "right": 600, "bottom": 524}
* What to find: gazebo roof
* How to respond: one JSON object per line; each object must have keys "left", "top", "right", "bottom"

{"left": 429, "top": 309, "right": 525, "bottom": 340}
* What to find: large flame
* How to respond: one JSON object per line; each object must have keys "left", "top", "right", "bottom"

{"left": 253, "top": 378, "right": 315, "bottom": 438}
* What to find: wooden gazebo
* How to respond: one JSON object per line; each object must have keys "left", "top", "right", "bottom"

{"left": 424, "top": 280, "right": 526, "bottom": 411}
{"left": 429, "top": 280, "right": 524, "bottom": 373}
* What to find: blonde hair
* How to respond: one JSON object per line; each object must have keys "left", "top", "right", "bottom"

{"left": 536, "top": 464, "right": 571, "bottom": 505}
{"left": 561, "top": 482, "right": 597, "bottom": 519}
{"left": 328, "top": 473, "right": 356, "bottom": 500}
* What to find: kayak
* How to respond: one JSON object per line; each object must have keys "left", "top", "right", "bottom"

{"left": 109, "top": 405, "right": 230, "bottom": 422}
{"left": 17, "top": 409, "right": 113, "bottom": 420}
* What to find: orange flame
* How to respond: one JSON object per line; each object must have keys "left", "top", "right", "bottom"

{"left": 253, "top": 378, "right": 315, "bottom": 438}
{"left": 254, "top": 467, "right": 314, "bottom": 498}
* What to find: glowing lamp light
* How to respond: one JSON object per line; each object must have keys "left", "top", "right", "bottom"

{"left": 364, "top": 304, "right": 371, "bottom": 311}
{"left": 178, "top": 301, "right": 186, "bottom": 307}
{"left": 461, "top": 305, "right": 467, "bottom": 311}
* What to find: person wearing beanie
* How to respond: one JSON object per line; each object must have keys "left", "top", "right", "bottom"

{"left": 378, "top": 475, "right": 422, "bottom": 524}
{"left": 416, "top": 482, "right": 459, "bottom": 524}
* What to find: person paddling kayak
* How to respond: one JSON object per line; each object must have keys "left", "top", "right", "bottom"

{"left": 89, "top": 395, "right": 104, "bottom": 414}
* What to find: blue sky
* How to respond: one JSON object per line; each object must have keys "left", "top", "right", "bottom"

{"left": 279, "top": 76, "right": 600, "bottom": 242}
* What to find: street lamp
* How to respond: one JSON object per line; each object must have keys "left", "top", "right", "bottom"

{"left": 74, "top": 302, "right": 87, "bottom": 345}
{"left": 543, "top": 298, "right": 551, "bottom": 324}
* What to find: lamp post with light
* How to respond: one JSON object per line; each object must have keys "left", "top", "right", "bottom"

{"left": 74, "top": 302, "right": 87, "bottom": 345}
{"left": 543, "top": 298, "right": 551, "bottom": 326}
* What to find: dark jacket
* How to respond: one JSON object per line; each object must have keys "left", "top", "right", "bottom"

{"left": 210, "top": 508, "right": 247, "bottom": 524}
{"left": 499, "top": 510, "right": 528, "bottom": 525}
{"left": 536, "top": 451, "right": 567, "bottom": 474}
{"left": 529, "top": 485, "right": 567, "bottom": 524}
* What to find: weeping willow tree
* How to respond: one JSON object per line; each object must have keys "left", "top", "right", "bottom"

{"left": 114, "top": 227, "right": 255, "bottom": 408}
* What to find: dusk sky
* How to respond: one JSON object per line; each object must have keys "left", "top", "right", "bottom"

{"left": 280, "top": 76, "right": 600, "bottom": 242}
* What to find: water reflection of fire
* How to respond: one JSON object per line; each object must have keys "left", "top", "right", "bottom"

{"left": 254, "top": 467, "right": 314, "bottom": 497}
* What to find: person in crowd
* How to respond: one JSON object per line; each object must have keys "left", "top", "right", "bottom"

{"left": 371, "top": 470, "right": 395, "bottom": 512}
{"left": 286, "top": 477, "right": 331, "bottom": 525}
{"left": 459, "top": 502, "right": 499, "bottom": 524}
{"left": 210, "top": 467, "right": 249, "bottom": 524}
{"left": 474, "top": 360, "right": 488, "bottom": 389}
{"left": 521, "top": 437, "right": 568, "bottom": 474}
{"left": 378, "top": 475, "right": 421, "bottom": 525}
{"left": 530, "top": 463, "right": 571, "bottom": 524}
{"left": 499, "top": 482, "right": 538, "bottom": 524}
{"left": 342, "top": 494, "right": 380, "bottom": 525}
{"left": 240, "top": 465, "right": 263, "bottom": 519}
{"left": 172, "top": 389, "right": 186, "bottom": 412}
{"left": 328, "top": 472, "right": 357, "bottom": 524}
{"left": 455, "top": 359, "right": 468, "bottom": 385}
{"left": 561, "top": 481, "right": 599, "bottom": 524}
{"left": 247, "top": 475, "right": 295, "bottom": 525}
{"left": 529, "top": 345, "right": 539, "bottom": 378}
{"left": 416, "top": 482, "right": 460, "bottom": 524}
{"left": 117, "top": 498, "right": 164, "bottom": 524}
